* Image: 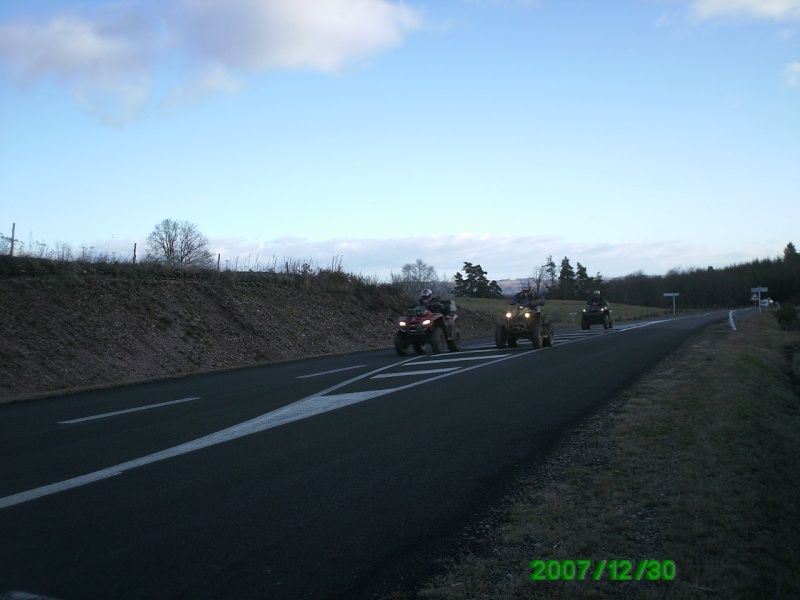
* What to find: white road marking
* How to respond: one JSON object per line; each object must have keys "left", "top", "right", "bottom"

{"left": 296, "top": 365, "right": 366, "bottom": 379}
{"left": 1, "top": 318, "right": 676, "bottom": 510}
{"left": 59, "top": 397, "right": 202, "bottom": 425}
{"left": 372, "top": 368, "right": 461, "bottom": 378}
{"left": 407, "top": 355, "right": 511, "bottom": 365}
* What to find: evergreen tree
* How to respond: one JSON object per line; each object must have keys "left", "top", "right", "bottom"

{"left": 544, "top": 255, "right": 558, "bottom": 294}
{"left": 575, "top": 262, "right": 590, "bottom": 299}
{"left": 453, "top": 262, "right": 503, "bottom": 298}
{"left": 558, "top": 256, "right": 575, "bottom": 299}
{"left": 784, "top": 242, "right": 798, "bottom": 262}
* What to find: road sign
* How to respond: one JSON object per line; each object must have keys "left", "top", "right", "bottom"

{"left": 751, "top": 287, "right": 768, "bottom": 293}
{"left": 664, "top": 292, "right": 679, "bottom": 315}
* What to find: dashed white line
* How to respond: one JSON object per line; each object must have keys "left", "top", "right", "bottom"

{"left": 59, "top": 397, "right": 201, "bottom": 425}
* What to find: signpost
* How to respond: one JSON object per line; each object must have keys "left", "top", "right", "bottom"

{"left": 664, "top": 292, "right": 679, "bottom": 316}
{"left": 751, "top": 286, "right": 768, "bottom": 312}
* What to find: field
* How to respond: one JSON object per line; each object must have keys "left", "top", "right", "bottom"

{"left": 454, "top": 297, "right": 669, "bottom": 325}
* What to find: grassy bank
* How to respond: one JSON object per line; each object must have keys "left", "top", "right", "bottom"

{"left": 396, "top": 312, "right": 800, "bottom": 599}
{"left": 455, "top": 297, "right": 668, "bottom": 325}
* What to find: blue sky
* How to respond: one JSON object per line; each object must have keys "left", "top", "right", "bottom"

{"left": 1, "top": 0, "right": 798, "bottom": 284}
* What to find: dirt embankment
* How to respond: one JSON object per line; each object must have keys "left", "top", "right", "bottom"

{"left": 0, "top": 256, "right": 495, "bottom": 402}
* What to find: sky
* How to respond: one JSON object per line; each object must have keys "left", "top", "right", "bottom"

{"left": 1, "top": 0, "right": 798, "bottom": 285}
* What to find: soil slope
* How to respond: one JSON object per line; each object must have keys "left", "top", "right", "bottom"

{"left": 0, "top": 256, "right": 494, "bottom": 402}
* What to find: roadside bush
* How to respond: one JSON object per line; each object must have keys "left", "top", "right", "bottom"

{"left": 775, "top": 303, "right": 798, "bottom": 329}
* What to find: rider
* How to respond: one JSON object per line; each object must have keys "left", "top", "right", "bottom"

{"left": 588, "top": 289, "right": 608, "bottom": 308}
{"left": 418, "top": 288, "right": 444, "bottom": 312}
{"left": 515, "top": 283, "right": 545, "bottom": 312}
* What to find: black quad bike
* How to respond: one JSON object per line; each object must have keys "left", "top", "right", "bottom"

{"left": 581, "top": 301, "right": 614, "bottom": 330}
{"left": 395, "top": 300, "right": 461, "bottom": 356}
{"left": 495, "top": 303, "right": 555, "bottom": 349}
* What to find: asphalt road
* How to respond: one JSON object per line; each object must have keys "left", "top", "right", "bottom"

{"left": 0, "top": 311, "right": 733, "bottom": 599}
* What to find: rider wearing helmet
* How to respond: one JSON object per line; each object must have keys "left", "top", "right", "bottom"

{"left": 589, "top": 289, "right": 608, "bottom": 307}
{"left": 515, "top": 282, "right": 545, "bottom": 312}
{"left": 418, "top": 288, "right": 443, "bottom": 312}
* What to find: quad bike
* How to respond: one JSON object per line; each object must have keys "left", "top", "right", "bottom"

{"left": 581, "top": 301, "right": 614, "bottom": 330}
{"left": 395, "top": 300, "right": 461, "bottom": 356}
{"left": 495, "top": 303, "right": 555, "bottom": 349}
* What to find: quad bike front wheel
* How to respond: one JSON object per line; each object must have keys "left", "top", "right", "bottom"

{"left": 447, "top": 327, "right": 461, "bottom": 352}
{"left": 394, "top": 332, "right": 407, "bottom": 356}
{"left": 495, "top": 324, "right": 507, "bottom": 349}
{"left": 543, "top": 324, "right": 555, "bottom": 347}
{"left": 532, "top": 323, "right": 543, "bottom": 349}
{"left": 431, "top": 327, "right": 447, "bottom": 354}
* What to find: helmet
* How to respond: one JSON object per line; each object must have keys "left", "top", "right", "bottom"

{"left": 593, "top": 290, "right": 601, "bottom": 297}
{"left": 522, "top": 282, "right": 531, "bottom": 293}
{"left": 420, "top": 288, "right": 433, "bottom": 303}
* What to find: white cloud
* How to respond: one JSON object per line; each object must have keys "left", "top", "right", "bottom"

{"left": 204, "top": 233, "right": 727, "bottom": 282}
{"left": 175, "top": 0, "right": 422, "bottom": 73}
{"left": 689, "top": 0, "right": 800, "bottom": 21}
{"left": 0, "top": 0, "right": 424, "bottom": 123}
{"left": 160, "top": 63, "right": 243, "bottom": 112}
{"left": 0, "top": 9, "right": 155, "bottom": 123}
{"left": 784, "top": 61, "right": 800, "bottom": 85}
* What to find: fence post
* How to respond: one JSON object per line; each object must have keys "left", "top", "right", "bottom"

{"left": 729, "top": 310, "right": 737, "bottom": 330}
{"left": 10, "top": 223, "right": 15, "bottom": 256}
{"left": 133, "top": 242, "right": 137, "bottom": 264}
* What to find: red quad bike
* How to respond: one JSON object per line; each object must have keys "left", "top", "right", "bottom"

{"left": 581, "top": 301, "right": 614, "bottom": 330}
{"left": 495, "top": 303, "right": 555, "bottom": 349}
{"left": 395, "top": 300, "right": 461, "bottom": 356}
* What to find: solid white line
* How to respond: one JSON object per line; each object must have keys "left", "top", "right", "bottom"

{"left": 0, "top": 388, "right": 402, "bottom": 510}
{"left": 372, "top": 368, "right": 461, "bottom": 378}
{"left": 405, "top": 355, "right": 511, "bottom": 364}
{"left": 59, "top": 397, "right": 202, "bottom": 425}
{"left": 296, "top": 365, "right": 366, "bottom": 379}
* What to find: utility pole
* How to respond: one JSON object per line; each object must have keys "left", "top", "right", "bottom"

{"left": 10, "top": 223, "right": 16, "bottom": 256}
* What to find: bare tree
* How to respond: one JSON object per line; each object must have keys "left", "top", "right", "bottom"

{"left": 145, "top": 219, "right": 213, "bottom": 268}
{"left": 391, "top": 258, "right": 438, "bottom": 296}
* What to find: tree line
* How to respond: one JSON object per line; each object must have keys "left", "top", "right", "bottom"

{"left": 393, "top": 242, "right": 799, "bottom": 308}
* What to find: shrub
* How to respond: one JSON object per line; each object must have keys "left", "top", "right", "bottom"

{"left": 775, "top": 303, "right": 798, "bottom": 329}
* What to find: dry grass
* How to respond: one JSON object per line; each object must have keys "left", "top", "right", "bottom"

{"left": 393, "top": 313, "right": 800, "bottom": 599}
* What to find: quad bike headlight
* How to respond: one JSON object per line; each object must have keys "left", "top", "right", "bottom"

{"left": 422, "top": 319, "right": 431, "bottom": 326}
{"left": 505, "top": 312, "right": 512, "bottom": 318}
{"left": 399, "top": 320, "right": 407, "bottom": 327}
{"left": 524, "top": 312, "right": 531, "bottom": 318}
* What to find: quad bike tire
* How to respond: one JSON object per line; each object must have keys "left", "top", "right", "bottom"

{"left": 447, "top": 327, "right": 461, "bottom": 352}
{"left": 495, "top": 324, "right": 507, "bottom": 349}
{"left": 394, "top": 332, "right": 407, "bottom": 356}
{"left": 431, "top": 327, "right": 447, "bottom": 354}
{"left": 603, "top": 314, "right": 610, "bottom": 329}
{"left": 532, "top": 323, "right": 543, "bottom": 349}
{"left": 543, "top": 324, "right": 555, "bottom": 347}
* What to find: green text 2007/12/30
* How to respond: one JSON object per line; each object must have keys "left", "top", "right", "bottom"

{"left": 530, "top": 559, "right": 676, "bottom": 581}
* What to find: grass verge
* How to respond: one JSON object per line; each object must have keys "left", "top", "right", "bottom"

{"left": 455, "top": 297, "right": 668, "bottom": 325}
{"left": 394, "top": 312, "right": 800, "bottom": 599}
